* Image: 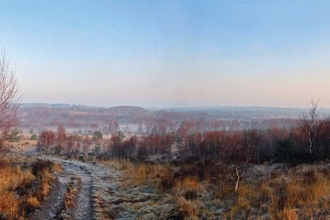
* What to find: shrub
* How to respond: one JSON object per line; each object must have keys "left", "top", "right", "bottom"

{"left": 177, "top": 197, "right": 197, "bottom": 218}
{"left": 93, "top": 130, "right": 103, "bottom": 141}
{"left": 160, "top": 175, "right": 177, "bottom": 192}
{"left": 30, "top": 134, "right": 37, "bottom": 140}
{"left": 273, "top": 138, "right": 294, "bottom": 164}
{"left": 6, "top": 129, "right": 21, "bottom": 142}
{"left": 27, "top": 196, "right": 40, "bottom": 211}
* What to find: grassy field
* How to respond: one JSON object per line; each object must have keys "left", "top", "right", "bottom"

{"left": 3, "top": 135, "right": 330, "bottom": 219}
{"left": 107, "top": 160, "right": 330, "bottom": 219}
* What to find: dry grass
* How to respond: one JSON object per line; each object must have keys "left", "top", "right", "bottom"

{"left": 227, "top": 164, "right": 330, "bottom": 219}
{"left": 0, "top": 161, "right": 35, "bottom": 219}
{"left": 52, "top": 161, "right": 63, "bottom": 173}
{"left": 171, "top": 177, "right": 203, "bottom": 202}
{"left": 277, "top": 208, "right": 299, "bottom": 220}
{"left": 0, "top": 191, "right": 19, "bottom": 219}
{"left": 130, "top": 164, "right": 150, "bottom": 184}
{"left": 57, "top": 176, "right": 81, "bottom": 219}
{"left": 27, "top": 197, "right": 40, "bottom": 210}
{"left": 0, "top": 157, "right": 62, "bottom": 219}
{"left": 157, "top": 162, "right": 330, "bottom": 219}
{"left": 9, "top": 134, "right": 37, "bottom": 153}
{"left": 172, "top": 178, "right": 207, "bottom": 219}
{"left": 100, "top": 159, "right": 133, "bottom": 171}
{"left": 117, "top": 161, "right": 169, "bottom": 187}
{"left": 181, "top": 177, "right": 203, "bottom": 191}
{"left": 177, "top": 197, "right": 198, "bottom": 219}
{"left": 103, "top": 159, "right": 330, "bottom": 219}
{"left": 118, "top": 161, "right": 209, "bottom": 219}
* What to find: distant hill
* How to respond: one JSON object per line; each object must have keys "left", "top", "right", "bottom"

{"left": 19, "top": 103, "right": 149, "bottom": 114}
{"left": 18, "top": 103, "right": 330, "bottom": 135}
{"left": 20, "top": 103, "right": 75, "bottom": 109}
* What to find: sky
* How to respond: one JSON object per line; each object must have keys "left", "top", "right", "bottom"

{"left": 1, "top": 1, "right": 330, "bottom": 108}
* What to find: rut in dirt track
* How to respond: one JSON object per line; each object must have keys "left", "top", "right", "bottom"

{"left": 29, "top": 157, "right": 93, "bottom": 220}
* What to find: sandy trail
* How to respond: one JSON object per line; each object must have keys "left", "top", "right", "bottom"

{"left": 29, "top": 157, "right": 94, "bottom": 220}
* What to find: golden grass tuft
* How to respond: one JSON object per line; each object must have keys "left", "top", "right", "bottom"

{"left": 277, "top": 208, "right": 299, "bottom": 220}
{"left": 181, "top": 177, "right": 202, "bottom": 191}
{"left": 131, "top": 164, "right": 150, "bottom": 184}
{"left": 236, "top": 184, "right": 255, "bottom": 210}
{"left": 119, "top": 161, "right": 169, "bottom": 188}
{"left": 177, "top": 197, "right": 198, "bottom": 219}
{"left": 52, "top": 162, "right": 63, "bottom": 173}
{"left": 0, "top": 191, "right": 19, "bottom": 219}
{"left": 171, "top": 177, "right": 204, "bottom": 201}
{"left": 0, "top": 162, "right": 35, "bottom": 219}
{"left": 27, "top": 196, "right": 40, "bottom": 209}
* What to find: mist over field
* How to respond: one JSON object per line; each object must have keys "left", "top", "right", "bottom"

{"left": 17, "top": 102, "right": 330, "bottom": 134}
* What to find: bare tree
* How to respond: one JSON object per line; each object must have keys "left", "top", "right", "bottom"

{"left": 82, "top": 135, "right": 91, "bottom": 154}
{"left": 242, "top": 128, "right": 261, "bottom": 163}
{"left": 0, "top": 47, "right": 20, "bottom": 149}
{"left": 37, "top": 130, "right": 56, "bottom": 154}
{"left": 299, "top": 99, "right": 319, "bottom": 155}
{"left": 55, "top": 125, "right": 67, "bottom": 155}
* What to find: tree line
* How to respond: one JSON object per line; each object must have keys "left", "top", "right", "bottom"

{"left": 34, "top": 101, "right": 330, "bottom": 166}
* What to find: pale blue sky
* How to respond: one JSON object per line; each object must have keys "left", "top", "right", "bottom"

{"left": 1, "top": 1, "right": 330, "bottom": 107}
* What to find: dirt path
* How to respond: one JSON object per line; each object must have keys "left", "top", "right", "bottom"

{"left": 29, "top": 157, "right": 93, "bottom": 220}
{"left": 28, "top": 174, "right": 66, "bottom": 220}
{"left": 26, "top": 153, "right": 179, "bottom": 219}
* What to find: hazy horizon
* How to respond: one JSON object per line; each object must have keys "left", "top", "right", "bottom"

{"left": 21, "top": 102, "right": 328, "bottom": 111}
{"left": 2, "top": 1, "right": 330, "bottom": 108}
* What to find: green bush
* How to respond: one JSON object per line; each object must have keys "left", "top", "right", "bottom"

{"left": 6, "top": 129, "right": 21, "bottom": 142}
{"left": 93, "top": 130, "right": 103, "bottom": 141}
{"left": 273, "top": 138, "right": 294, "bottom": 164}
{"left": 30, "top": 134, "right": 37, "bottom": 140}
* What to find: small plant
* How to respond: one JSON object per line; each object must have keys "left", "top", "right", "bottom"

{"left": 27, "top": 196, "right": 40, "bottom": 211}
{"left": 93, "top": 130, "right": 103, "bottom": 141}
{"left": 92, "top": 144, "right": 101, "bottom": 155}
{"left": 57, "top": 176, "right": 82, "bottom": 219}
{"left": 177, "top": 197, "right": 197, "bottom": 219}
{"left": 30, "top": 133, "right": 37, "bottom": 140}
{"left": 5, "top": 129, "right": 21, "bottom": 142}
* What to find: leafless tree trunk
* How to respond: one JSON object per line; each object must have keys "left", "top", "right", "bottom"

{"left": 56, "top": 125, "right": 67, "bottom": 155}
{"left": 0, "top": 48, "right": 20, "bottom": 148}
{"left": 235, "top": 167, "right": 241, "bottom": 194}
{"left": 299, "top": 100, "right": 319, "bottom": 154}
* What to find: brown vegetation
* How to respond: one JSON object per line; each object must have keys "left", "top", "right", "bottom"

{"left": 117, "top": 159, "right": 330, "bottom": 219}
{"left": 56, "top": 176, "right": 82, "bottom": 220}
{"left": 25, "top": 102, "right": 330, "bottom": 218}
{"left": 0, "top": 156, "right": 62, "bottom": 219}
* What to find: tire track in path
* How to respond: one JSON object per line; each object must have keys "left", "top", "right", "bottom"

{"left": 30, "top": 157, "right": 93, "bottom": 220}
